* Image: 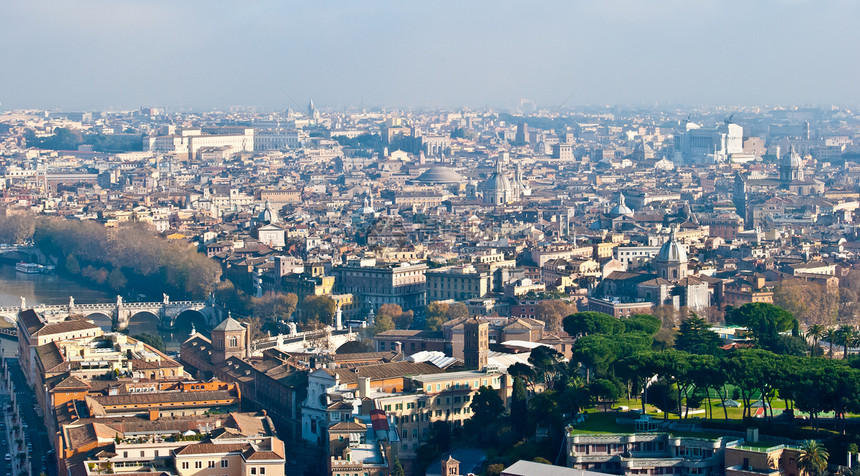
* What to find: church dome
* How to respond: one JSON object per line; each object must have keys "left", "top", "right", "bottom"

{"left": 609, "top": 192, "right": 634, "bottom": 216}
{"left": 257, "top": 200, "right": 279, "bottom": 225}
{"left": 481, "top": 170, "right": 513, "bottom": 194}
{"left": 657, "top": 233, "right": 687, "bottom": 263}
{"left": 780, "top": 145, "right": 803, "bottom": 169}
{"left": 416, "top": 166, "right": 463, "bottom": 184}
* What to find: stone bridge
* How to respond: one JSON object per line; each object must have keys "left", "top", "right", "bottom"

{"left": 0, "top": 294, "right": 223, "bottom": 332}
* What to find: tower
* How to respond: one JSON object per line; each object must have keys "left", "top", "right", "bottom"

{"left": 211, "top": 317, "right": 247, "bottom": 364}
{"left": 463, "top": 318, "right": 488, "bottom": 370}
{"left": 441, "top": 455, "right": 460, "bottom": 476}
{"left": 307, "top": 99, "right": 319, "bottom": 121}
{"left": 515, "top": 122, "right": 529, "bottom": 144}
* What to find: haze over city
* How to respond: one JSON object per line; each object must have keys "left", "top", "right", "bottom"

{"left": 2, "top": 0, "right": 860, "bottom": 111}
{"left": 4, "top": 2, "right": 860, "bottom": 476}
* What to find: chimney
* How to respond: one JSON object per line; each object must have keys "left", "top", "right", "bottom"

{"left": 358, "top": 376, "right": 371, "bottom": 399}
{"left": 394, "top": 341, "right": 402, "bottom": 355}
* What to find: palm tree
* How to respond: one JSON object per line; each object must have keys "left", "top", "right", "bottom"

{"left": 806, "top": 324, "right": 826, "bottom": 355}
{"left": 797, "top": 440, "right": 829, "bottom": 476}
{"left": 838, "top": 325, "right": 856, "bottom": 359}
{"left": 824, "top": 328, "right": 838, "bottom": 358}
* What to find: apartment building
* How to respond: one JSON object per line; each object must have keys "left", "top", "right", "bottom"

{"left": 426, "top": 265, "right": 492, "bottom": 302}
{"left": 333, "top": 261, "right": 428, "bottom": 314}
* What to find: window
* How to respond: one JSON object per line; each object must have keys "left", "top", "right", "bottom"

{"left": 181, "top": 462, "right": 189, "bottom": 470}
{"left": 141, "top": 451, "right": 145, "bottom": 457}
{"left": 209, "top": 461, "right": 216, "bottom": 468}
{"left": 395, "top": 403, "right": 403, "bottom": 410}
{"left": 251, "top": 468, "right": 257, "bottom": 475}
{"left": 195, "top": 461, "right": 202, "bottom": 469}
{"left": 221, "top": 460, "right": 229, "bottom": 468}
{"left": 260, "top": 468, "right": 266, "bottom": 475}
{"left": 123, "top": 452, "right": 128, "bottom": 458}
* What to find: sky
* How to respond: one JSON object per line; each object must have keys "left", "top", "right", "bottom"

{"left": 1, "top": 0, "right": 858, "bottom": 111}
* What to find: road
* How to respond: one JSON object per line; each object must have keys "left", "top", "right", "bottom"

{"left": 5, "top": 359, "right": 53, "bottom": 476}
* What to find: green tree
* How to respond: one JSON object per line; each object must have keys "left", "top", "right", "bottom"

{"left": 624, "top": 314, "right": 661, "bottom": 336}
{"left": 107, "top": 268, "right": 127, "bottom": 291}
{"left": 299, "top": 295, "right": 337, "bottom": 326}
{"left": 64, "top": 254, "right": 81, "bottom": 275}
{"left": 371, "top": 313, "right": 395, "bottom": 336}
{"left": 485, "top": 463, "right": 506, "bottom": 476}
{"left": 824, "top": 328, "right": 838, "bottom": 357}
{"left": 589, "top": 378, "right": 623, "bottom": 411}
{"left": 133, "top": 334, "right": 166, "bottom": 353}
{"left": 251, "top": 292, "right": 297, "bottom": 322}
{"left": 797, "top": 440, "right": 829, "bottom": 476}
{"left": 806, "top": 324, "right": 826, "bottom": 356}
{"left": 726, "top": 303, "right": 798, "bottom": 352}
{"left": 529, "top": 346, "right": 564, "bottom": 389}
{"left": 392, "top": 458, "right": 405, "bottom": 476}
{"left": 470, "top": 386, "right": 505, "bottom": 428}
{"left": 646, "top": 379, "right": 679, "bottom": 420}
{"left": 424, "top": 301, "right": 468, "bottom": 331}
{"left": 511, "top": 376, "right": 528, "bottom": 438}
{"left": 563, "top": 311, "right": 624, "bottom": 337}
{"left": 837, "top": 325, "right": 857, "bottom": 360}
{"left": 676, "top": 314, "right": 721, "bottom": 354}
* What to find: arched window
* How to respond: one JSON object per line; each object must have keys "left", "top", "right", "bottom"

{"left": 229, "top": 336, "right": 238, "bottom": 347}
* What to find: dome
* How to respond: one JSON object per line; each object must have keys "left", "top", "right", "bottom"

{"left": 415, "top": 166, "right": 463, "bottom": 184}
{"left": 657, "top": 234, "right": 687, "bottom": 263}
{"left": 609, "top": 192, "right": 634, "bottom": 216}
{"left": 257, "top": 200, "right": 279, "bottom": 225}
{"left": 780, "top": 145, "right": 802, "bottom": 169}
{"left": 481, "top": 171, "right": 513, "bottom": 194}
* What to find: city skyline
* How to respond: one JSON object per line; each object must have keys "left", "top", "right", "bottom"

{"left": 2, "top": 0, "right": 859, "bottom": 111}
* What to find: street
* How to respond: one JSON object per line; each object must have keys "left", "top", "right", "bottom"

{"left": 4, "top": 359, "right": 53, "bottom": 476}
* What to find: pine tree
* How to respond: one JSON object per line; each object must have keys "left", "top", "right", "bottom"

{"left": 511, "top": 376, "right": 528, "bottom": 438}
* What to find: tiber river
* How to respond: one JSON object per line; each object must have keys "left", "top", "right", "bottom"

{"left": 0, "top": 262, "right": 189, "bottom": 353}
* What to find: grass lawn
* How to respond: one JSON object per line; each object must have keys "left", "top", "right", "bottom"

{"left": 570, "top": 412, "right": 733, "bottom": 440}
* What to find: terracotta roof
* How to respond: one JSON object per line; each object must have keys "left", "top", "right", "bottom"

{"left": 52, "top": 376, "right": 91, "bottom": 391}
{"left": 32, "top": 319, "right": 100, "bottom": 338}
{"left": 18, "top": 309, "right": 43, "bottom": 336}
{"left": 326, "top": 361, "right": 444, "bottom": 385}
{"left": 90, "top": 390, "right": 236, "bottom": 407}
{"left": 213, "top": 318, "right": 246, "bottom": 332}
{"left": 329, "top": 420, "right": 366, "bottom": 432}
{"left": 35, "top": 342, "right": 67, "bottom": 373}
{"left": 174, "top": 443, "right": 248, "bottom": 455}
{"left": 225, "top": 412, "right": 265, "bottom": 436}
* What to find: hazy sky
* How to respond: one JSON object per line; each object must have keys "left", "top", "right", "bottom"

{"left": 1, "top": 0, "right": 858, "bottom": 111}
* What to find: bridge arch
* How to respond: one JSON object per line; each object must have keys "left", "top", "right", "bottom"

{"left": 85, "top": 312, "right": 113, "bottom": 331}
{"left": 173, "top": 309, "right": 208, "bottom": 334}
{"left": 127, "top": 311, "right": 160, "bottom": 336}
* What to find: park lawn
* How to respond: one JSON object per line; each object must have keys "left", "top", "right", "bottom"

{"left": 570, "top": 412, "right": 736, "bottom": 440}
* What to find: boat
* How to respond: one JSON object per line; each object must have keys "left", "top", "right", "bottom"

{"left": 15, "top": 262, "right": 45, "bottom": 274}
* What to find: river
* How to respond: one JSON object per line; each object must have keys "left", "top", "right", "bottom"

{"left": 0, "top": 263, "right": 190, "bottom": 353}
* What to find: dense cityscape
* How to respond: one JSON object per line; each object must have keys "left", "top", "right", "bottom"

{"left": 3, "top": 2, "right": 860, "bottom": 476}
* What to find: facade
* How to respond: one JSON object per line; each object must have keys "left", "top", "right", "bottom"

{"left": 426, "top": 266, "right": 492, "bottom": 302}
{"left": 333, "top": 262, "right": 428, "bottom": 314}
{"left": 566, "top": 430, "right": 733, "bottom": 476}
